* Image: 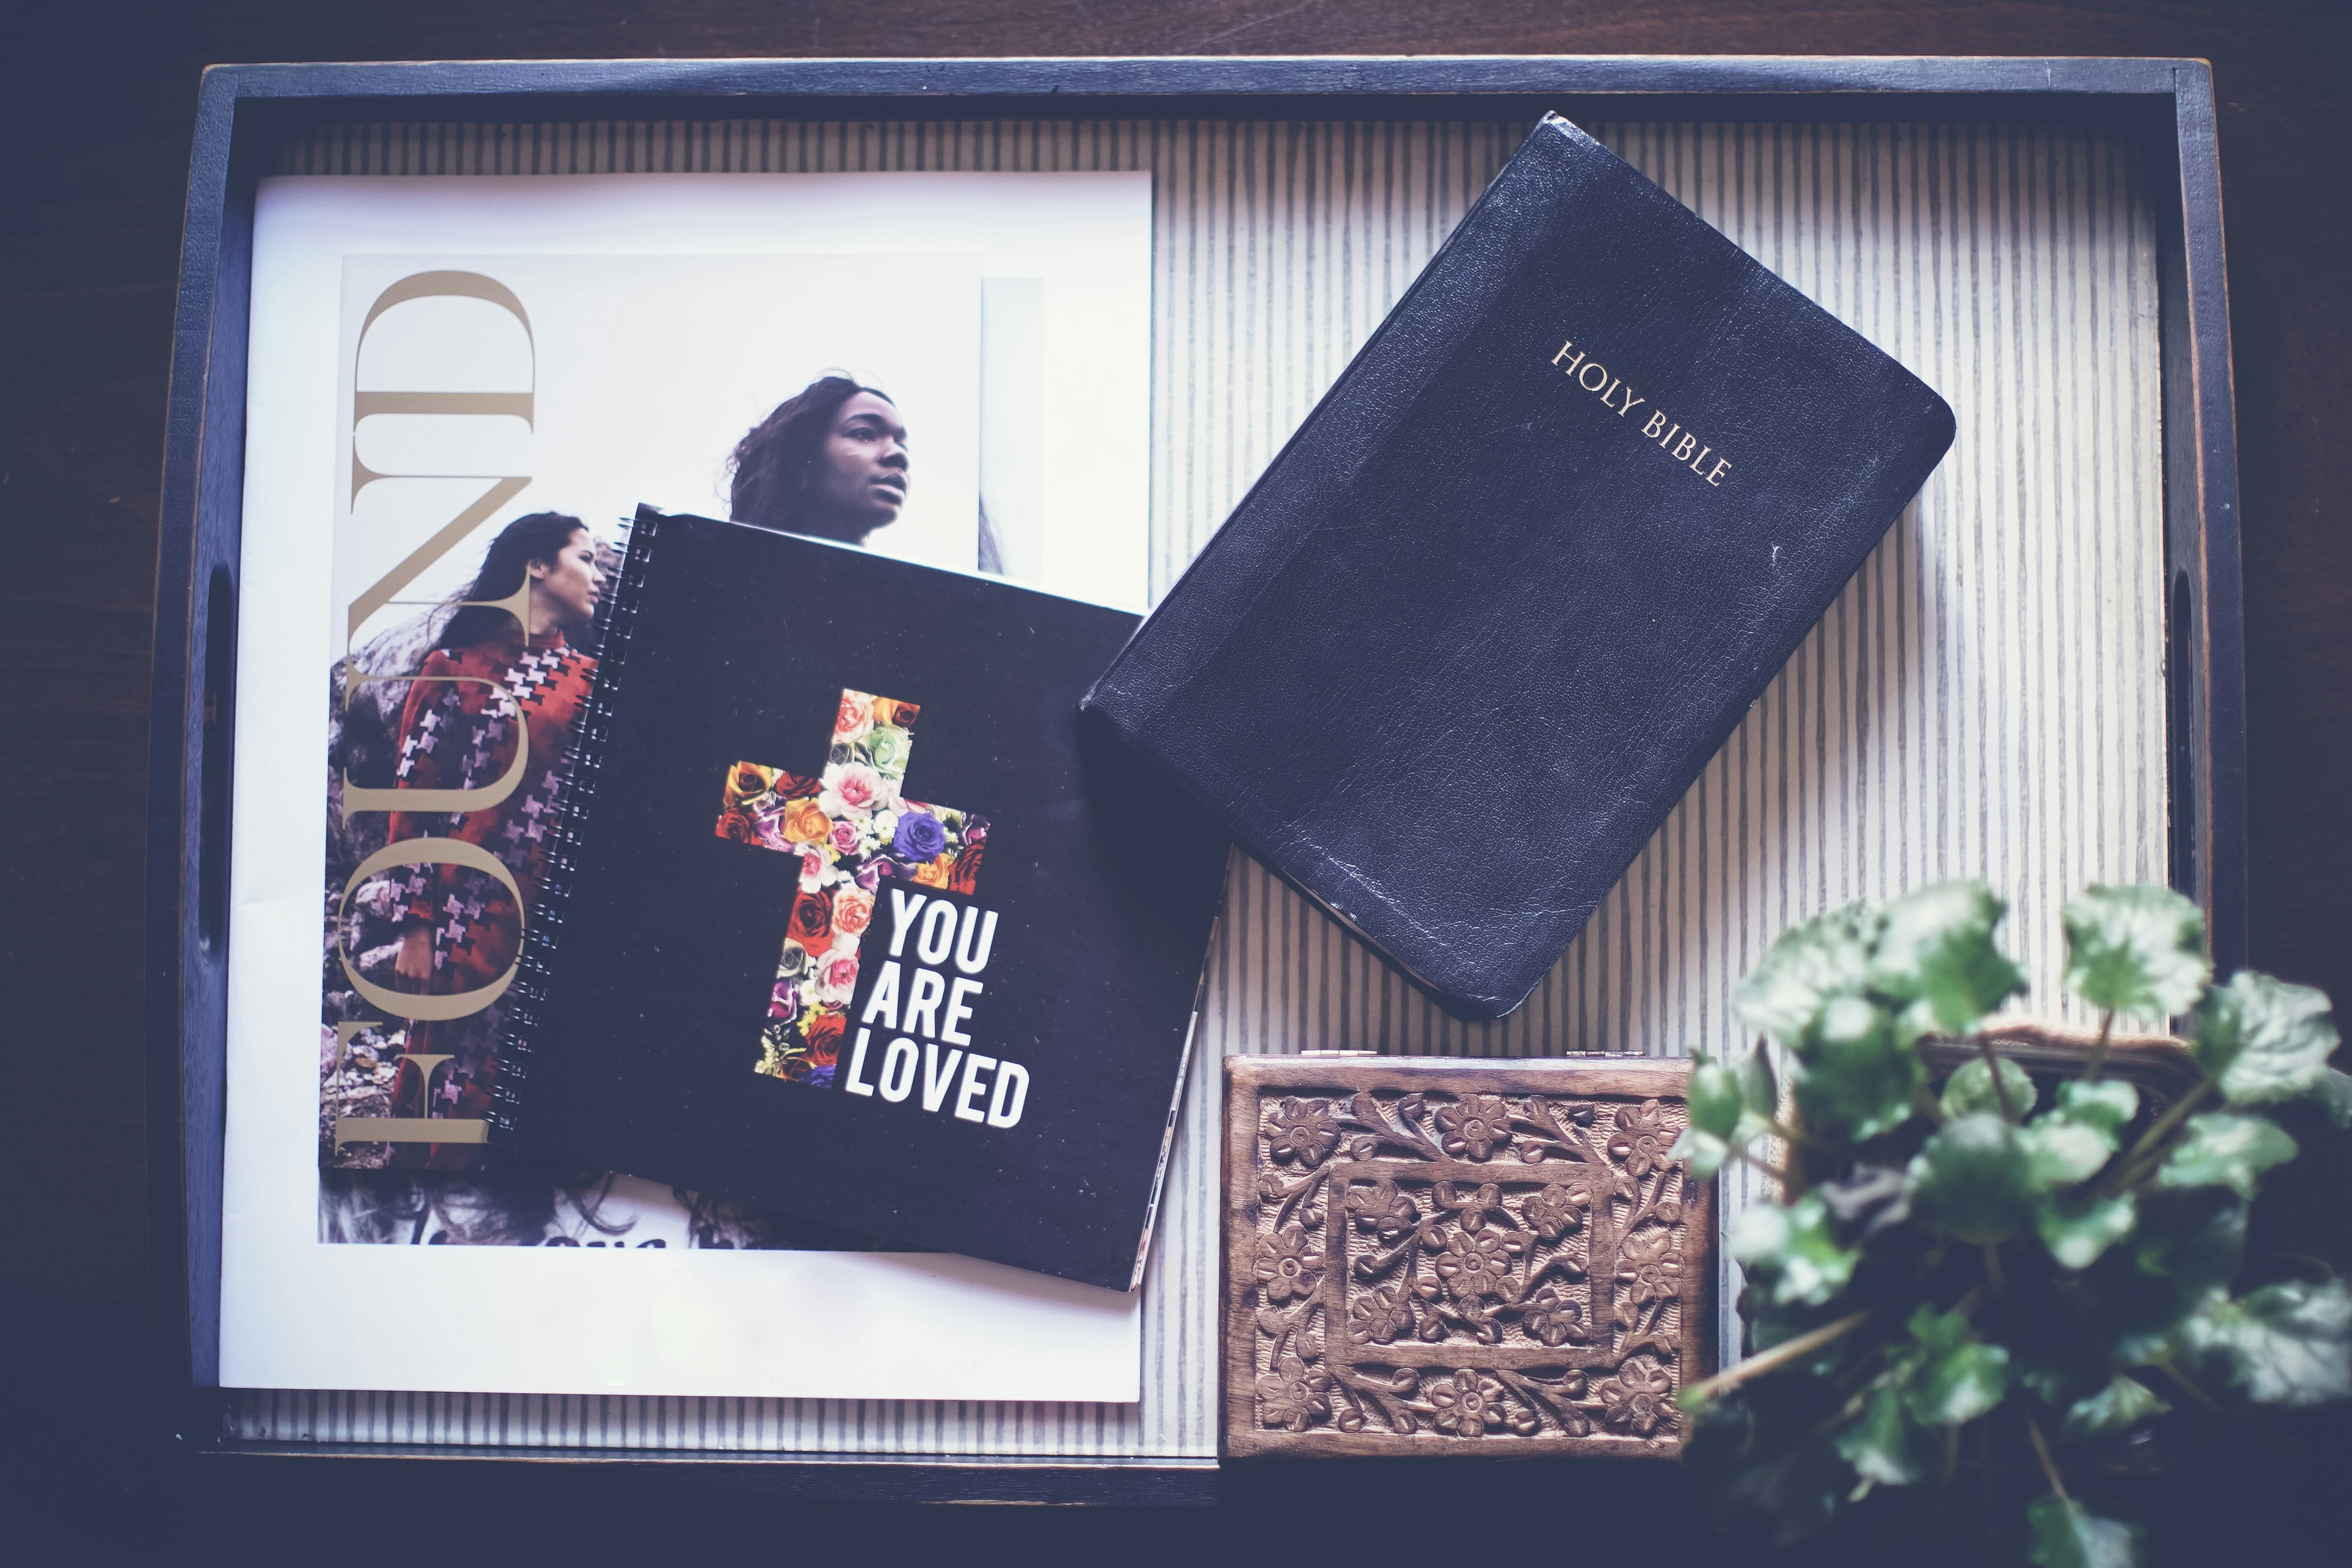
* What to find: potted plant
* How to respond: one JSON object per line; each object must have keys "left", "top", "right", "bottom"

{"left": 1676, "top": 881, "right": 2352, "bottom": 1565}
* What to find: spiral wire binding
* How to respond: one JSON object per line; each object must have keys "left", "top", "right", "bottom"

{"left": 486, "top": 508, "right": 662, "bottom": 1139}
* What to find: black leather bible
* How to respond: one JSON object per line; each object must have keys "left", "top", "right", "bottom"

{"left": 491, "top": 508, "right": 1228, "bottom": 1290}
{"left": 1081, "top": 113, "right": 1956, "bottom": 1022}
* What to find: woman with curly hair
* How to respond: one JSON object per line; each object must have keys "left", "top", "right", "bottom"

{"left": 726, "top": 373, "right": 910, "bottom": 544}
{"left": 727, "top": 371, "right": 1006, "bottom": 571}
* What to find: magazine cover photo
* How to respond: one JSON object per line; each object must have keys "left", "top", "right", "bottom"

{"left": 320, "top": 248, "right": 991, "bottom": 1247}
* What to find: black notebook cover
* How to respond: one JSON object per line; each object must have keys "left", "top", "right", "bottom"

{"left": 1082, "top": 113, "right": 1956, "bottom": 1023}
{"left": 490, "top": 509, "right": 1228, "bottom": 1290}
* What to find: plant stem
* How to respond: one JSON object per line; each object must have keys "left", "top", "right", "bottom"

{"left": 2101, "top": 1078, "right": 2215, "bottom": 1196}
{"left": 1830, "top": 1338, "right": 1895, "bottom": 1397}
{"left": 2082, "top": 1008, "right": 2117, "bottom": 1084}
{"left": 1682, "top": 1309, "right": 1874, "bottom": 1404}
{"left": 1776, "top": 1103, "right": 1813, "bottom": 1200}
{"left": 2025, "top": 1412, "right": 2070, "bottom": 1502}
{"left": 1981, "top": 1420, "right": 1995, "bottom": 1546}
{"left": 1982, "top": 1244, "right": 2006, "bottom": 1296}
{"left": 1731, "top": 1143, "right": 1799, "bottom": 1191}
{"left": 2155, "top": 1358, "right": 2226, "bottom": 1415}
{"left": 1976, "top": 1034, "right": 2020, "bottom": 1122}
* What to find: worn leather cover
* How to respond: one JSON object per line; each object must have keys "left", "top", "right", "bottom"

{"left": 1083, "top": 114, "right": 1955, "bottom": 1021}
{"left": 493, "top": 510, "right": 1229, "bottom": 1290}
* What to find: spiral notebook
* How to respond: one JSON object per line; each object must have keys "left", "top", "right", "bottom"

{"left": 488, "top": 507, "right": 1229, "bottom": 1290}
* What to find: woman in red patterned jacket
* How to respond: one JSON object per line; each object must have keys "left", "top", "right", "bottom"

{"left": 384, "top": 511, "right": 603, "bottom": 1164}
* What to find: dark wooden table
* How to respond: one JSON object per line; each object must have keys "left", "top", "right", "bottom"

{"left": 5, "top": 1, "right": 2346, "bottom": 1558}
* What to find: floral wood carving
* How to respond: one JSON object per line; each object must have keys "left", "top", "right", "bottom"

{"left": 1224, "top": 1056, "right": 1712, "bottom": 1458}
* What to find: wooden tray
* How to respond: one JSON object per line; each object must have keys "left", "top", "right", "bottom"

{"left": 150, "top": 55, "right": 2243, "bottom": 1505}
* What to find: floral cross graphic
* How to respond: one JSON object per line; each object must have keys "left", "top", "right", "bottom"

{"left": 715, "top": 689, "right": 989, "bottom": 1086}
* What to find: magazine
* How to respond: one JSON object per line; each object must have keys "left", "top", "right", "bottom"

{"left": 223, "top": 170, "right": 1154, "bottom": 1400}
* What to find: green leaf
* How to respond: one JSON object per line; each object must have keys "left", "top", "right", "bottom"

{"left": 2062, "top": 884, "right": 2209, "bottom": 1018}
{"left": 2112, "top": 1306, "right": 2210, "bottom": 1371}
{"left": 2038, "top": 1192, "right": 2136, "bottom": 1271}
{"left": 1835, "top": 1382, "right": 1929, "bottom": 1486}
{"left": 2134, "top": 1191, "right": 2248, "bottom": 1289}
{"left": 1942, "top": 1056, "right": 2040, "bottom": 1121}
{"left": 1734, "top": 901, "right": 1881, "bottom": 1048}
{"left": 1794, "top": 995, "right": 1924, "bottom": 1143}
{"left": 2019, "top": 1365, "right": 2072, "bottom": 1407}
{"left": 1688, "top": 1399, "right": 1846, "bottom": 1548}
{"left": 1670, "top": 1126, "right": 1731, "bottom": 1181}
{"left": 2316, "top": 1066, "right": 2352, "bottom": 1130}
{"left": 2027, "top": 1496, "right": 2144, "bottom": 1568}
{"left": 1868, "top": 879, "right": 2027, "bottom": 1036}
{"left": 1741, "top": 1045, "right": 1780, "bottom": 1123}
{"left": 2186, "top": 1277, "right": 2352, "bottom": 1407}
{"left": 1688, "top": 1052, "right": 1747, "bottom": 1139}
{"left": 1906, "top": 1113, "right": 2037, "bottom": 1244}
{"left": 2022, "top": 1116, "right": 2117, "bottom": 1188}
{"left": 2055, "top": 1078, "right": 2139, "bottom": 1137}
{"left": 1728, "top": 1192, "right": 1859, "bottom": 1308}
{"left": 1901, "top": 1305, "right": 2011, "bottom": 1425}
{"left": 1910, "top": 1347, "right": 2013, "bottom": 1428}
{"left": 2153, "top": 1113, "right": 2298, "bottom": 1199}
{"left": 2117, "top": 1189, "right": 2248, "bottom": 1319}
{"left": 2014, "top": 1080, "right": 2134, "bottom": 1196}
{"left": 2058, "top": 1374, "right": 2168, "bottom": 1440}
{"left": 2102, "top": 1191, "right": 2248, "bottom": 1364}
{"left": 2193, "top": 971, "right": 2342, "bottom": 1108}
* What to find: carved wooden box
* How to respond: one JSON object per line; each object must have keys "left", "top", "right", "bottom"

{"left": 1224, "top": 1055, "right": 1712, "bottom": 1459}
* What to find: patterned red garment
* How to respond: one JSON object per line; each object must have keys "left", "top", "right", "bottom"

{"left": 383, "top": 628, "right": 595, "bottom": 1165}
